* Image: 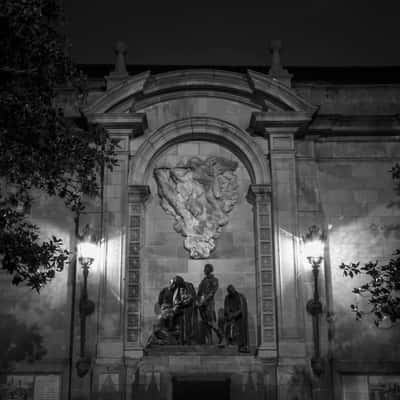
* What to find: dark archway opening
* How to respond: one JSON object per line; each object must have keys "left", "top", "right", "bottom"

{"left": 173, "top": 378, "right": 230, "bottom": 400}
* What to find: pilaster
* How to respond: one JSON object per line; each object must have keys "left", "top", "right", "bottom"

{"left": 125, "top": 185, "right": 150, "bottom": 357}
{"left": 248, "top": 184, "right": 277, "bottom": 358}
{"left": 251, "top": 112, "right": 314, "bottom": 362}
{"left": 83, "top": 113, "right": 148, "bottom": 398}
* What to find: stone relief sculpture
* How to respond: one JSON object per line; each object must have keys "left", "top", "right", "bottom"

{"left": 154, "top": 156, "right": 239, "bottom": 258}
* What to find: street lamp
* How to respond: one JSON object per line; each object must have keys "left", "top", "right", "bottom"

{"left": 303, "top": 225, "right": 325, "bottom": 376}
{"left": 75, "top": 225, "right": 98, "bottom": 378}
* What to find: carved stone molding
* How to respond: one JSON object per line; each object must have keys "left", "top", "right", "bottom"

{"left": 85, "top": 113, "right": 148, "bottom": 139}
{"left": 130, "top": 117, "right": 270, "bottom": 186}
{"left": 248, "top": 184, "right": 277, "bottom": 357}
{"left": 126, "top": 185, "right": 150, "bottom": 349}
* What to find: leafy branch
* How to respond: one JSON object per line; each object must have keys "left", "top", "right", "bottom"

{"left": 0, "top": 0, "right": 118, "bottom": 291}
{"left": 339, "top": 257, "right": 400, "bottom": 326}
{"left": 339, "top": 162, "right": 400, "bottom": 327}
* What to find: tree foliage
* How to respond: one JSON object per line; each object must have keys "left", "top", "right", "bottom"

{"left": 339, "top": 164, "right": 400, "bottom": 326}
{"left": 0, "top": 0, "right": 117, "bottom": 291}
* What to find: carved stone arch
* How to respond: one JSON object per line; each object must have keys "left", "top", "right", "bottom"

{"left": 82, "top": 69, "right": 317, "bottom": 115}
{"left": 128, "top": 116, "right": 278, "bottom": 356}
{"left": 129, "top": 117, "right": 270, "bottom": 185}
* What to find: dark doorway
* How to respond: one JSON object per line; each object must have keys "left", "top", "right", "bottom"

{"left": 173, "top": 378, "right": 230, "bottom": 400}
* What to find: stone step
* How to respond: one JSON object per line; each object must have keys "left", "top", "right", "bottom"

{"left": 144, "top": 344, "right": 254, "bottom": 356}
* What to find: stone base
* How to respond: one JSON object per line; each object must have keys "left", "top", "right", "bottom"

{"left": 144, "top": 344, "right": 255, "bottom": 356}
{"left": 125, "top": 349, "right": 276, "bottom": 400}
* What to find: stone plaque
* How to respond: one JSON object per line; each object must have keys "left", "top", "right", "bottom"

{"left": 33, "top": 375, "right": 60, "bottom": 400}
{"left": 4, "top": 375, "right": 34, "bottom": 400}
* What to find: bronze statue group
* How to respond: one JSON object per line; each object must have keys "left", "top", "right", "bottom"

{"left": 146, "top": 264, "right": 249, "bottom": 353}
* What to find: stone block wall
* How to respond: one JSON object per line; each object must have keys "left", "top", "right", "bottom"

{"left": 0, "top": 194, "right": 75, "bottom": 398}
{"left": 128, "top": 353, "right": 273, "bottom": 400}
{"left": 296, "top": 138, "right": 400, "bottom": 370}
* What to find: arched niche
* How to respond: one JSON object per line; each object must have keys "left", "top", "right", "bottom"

{"left": 140, "top": 139, "right": 258, "bottom": 347}
{"left": 129, "top": 117, "right": 269, "bottom": 186}
{"left": 127, "top": 117, "right": 276, "bottom": 355}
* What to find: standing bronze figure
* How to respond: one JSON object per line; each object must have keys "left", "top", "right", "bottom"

{"left": 197, "top": 264, "right": 223, "bottom": 344}
{"left": 224, "top": 284, "right": 249, "bottom": 352}
{"left": 146, "top": 276, "right": 197, "bottom": 347}
{"left": 170, "top": 275, "right": 198, "bottom": 345}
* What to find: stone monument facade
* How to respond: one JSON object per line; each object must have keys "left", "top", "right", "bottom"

{"left": 1, "top": 61, "right": 400, "bottom": 400}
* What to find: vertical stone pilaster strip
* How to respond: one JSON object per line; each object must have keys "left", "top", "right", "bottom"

{"left": 126, "top": 185, "right": 150, "bottom": 348}
{"left": 248, "top": 184, "right": 277, "bottom": 357}
{"left": 269, "top": 132, "right": 304, "bottom": 341}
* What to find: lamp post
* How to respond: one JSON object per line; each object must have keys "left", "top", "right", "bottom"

{"left": 75, "top": 225, "right": 98, "bottom": 378}
{"left": 303, "top": 225, "right": 325, "bottom": 376}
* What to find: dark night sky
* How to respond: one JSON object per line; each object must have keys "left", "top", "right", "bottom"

{"left": 63, "top": 0, "right": 400, "bottom": 66}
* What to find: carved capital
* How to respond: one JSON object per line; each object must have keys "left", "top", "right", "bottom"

{"left": 250, "top": 111, "right": 315, "bottom": 137}
{"left": 85, "top": 113, "right": 148, "bottom": 139}
{"left": 128, "top": 185, "right": 150, "bottom": 204}
{"left": 247, "top": 184, "right": 272, "bottom": 204}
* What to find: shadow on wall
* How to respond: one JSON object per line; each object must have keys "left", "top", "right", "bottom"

{"left": 328, "top": 198, "right": 400, "bottom": 360}
{"left": 333, "top": 300, "right": 400, "bottom": 362}
{"left": 284, "top": 366, "right": 313, "bottom": 400}
{"left": 0, "top": 314, "right": 47, "bottom": 371}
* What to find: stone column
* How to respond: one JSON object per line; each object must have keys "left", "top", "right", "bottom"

{"left": 248, "top": 184, "right": 277, "bottom": 358}
{"left": 125, "top": 185, "right": 150, "bottom": 356}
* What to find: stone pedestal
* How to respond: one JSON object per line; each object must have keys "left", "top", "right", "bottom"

{"left": 129, "top": 348, "right": 276, "bottom": 400}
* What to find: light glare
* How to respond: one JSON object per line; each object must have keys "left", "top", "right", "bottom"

{"left": 78, "top": 241, "right": 98, "bottom": 263}
{"left": 304, "top": 239, "right": 324, "bottom": 259}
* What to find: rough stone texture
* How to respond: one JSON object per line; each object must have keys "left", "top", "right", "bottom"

{"left": 295, "top": 84, "right": 400, "bottom": 114}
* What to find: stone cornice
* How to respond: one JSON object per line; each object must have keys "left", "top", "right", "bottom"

{"left": 143, "top": 69, "right": 252, "bottom": 95}
{"left": 85, "top": 113, "right": 147, "bottom": 137}
{"left": 247, "top": 70, "right": 318, "bottom": 112}
{"left": 82, "top": 71, "right": 151, "bottom": 114}
{"left": 250, "top": 111, "right": 315, "bottom": 136}
{"left": 247, "top": 184, "right": 272, "bottom": 204}
{"left": 128, "top": 185, "right": 151, "bottom": 203}
{"left": 306, "top": 114, "right": 400, "bottom": 136}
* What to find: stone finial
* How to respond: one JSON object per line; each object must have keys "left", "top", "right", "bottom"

{"left": 267, "top": 39, "right": 292, "bottom": 87}
{"left": 106, "top": 41, "right": 129, "bottom": 89}
{"left": 112, "top": 41, "right": 128, "bottom": 76}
